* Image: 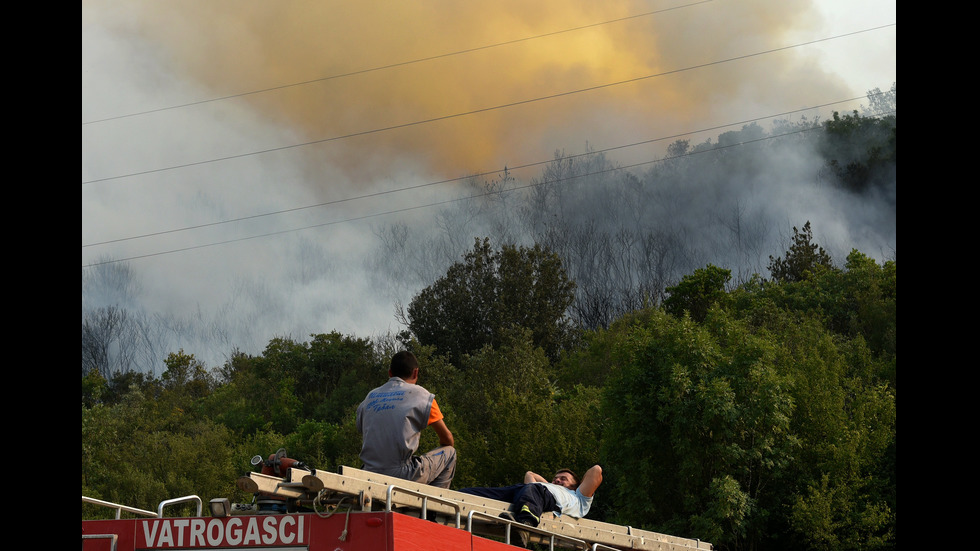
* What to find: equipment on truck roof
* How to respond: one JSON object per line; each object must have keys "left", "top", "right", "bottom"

{"left": 82, "top": 451, "right": 712, "bottom": 551}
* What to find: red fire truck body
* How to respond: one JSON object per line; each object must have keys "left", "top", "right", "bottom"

{"left": 82, "top": 510, "right": 517, "bottom": 551}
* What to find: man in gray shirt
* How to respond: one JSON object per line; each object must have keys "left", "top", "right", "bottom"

{"left": 356, "top": 351, "right": 456, "bottom": 488}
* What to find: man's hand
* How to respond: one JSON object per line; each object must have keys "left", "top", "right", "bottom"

{"left": 431, "top": 419, "right": 454, "bottom": 447}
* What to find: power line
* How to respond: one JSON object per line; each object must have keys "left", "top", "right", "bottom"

{"left": 81, "top": 24, "right": 895, "bottom": 186}
{"left": 77, "top": 125, "right": 825, "bottom": 267}
{"left": 81, "top": 99, "right": 895, "bottom": 268}
{"left": 81, "top": 0, "right": 714, "bottom": 126}
{"left": 82, "top": 95, "right": 874, "bottom": 249}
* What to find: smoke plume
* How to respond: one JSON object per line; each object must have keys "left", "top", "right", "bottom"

{"left": 82, "top": 0, "right": 896, "bottom": 372}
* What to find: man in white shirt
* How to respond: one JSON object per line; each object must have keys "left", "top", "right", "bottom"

{"left": 460, "top": 465, "right": 603, "bottom": 525}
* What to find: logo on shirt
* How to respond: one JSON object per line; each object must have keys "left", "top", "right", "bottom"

{"left": 364, "top": 389, "right": 407, "bottom": 413}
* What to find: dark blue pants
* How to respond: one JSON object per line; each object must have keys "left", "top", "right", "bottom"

{"left": 459, "top": 484, "right": 557, "bottom": 526}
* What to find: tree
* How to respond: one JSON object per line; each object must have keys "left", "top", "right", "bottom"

{"left": 82, "top": 305, "right": 133, "bottom": 376}
{"left": 405, "top": 238, "right": 577, "bottom": 364}
{"left": 731, "top": 255, "right": 897, "bottom": 549}
{"left": 82, "top": 372, "right": 250, "bottom": 519}
{"left": 81, "top": 369, "right": 107, "bottom": 408}
{"left": 303, "top": 332, "right": 380, "bottom": 423}
{"left": 767, "top": 222, "right": 833, "bottom": 282}
{"left": 201, "top": 347, "right": 304, "bottom": 436}
{"left": 820, "top": 107, "right": 896, "bottom": 195}
{"left": 598, "top": 295, "right": 895, "bottom": 550}
{"left": 862, "top": 83, "right": 896, "bottom": 118}
{"left": 202, "top": 332, "right": 383, "bottom": 437}
{"left": 663, "top": 264, "right": 733, "bottom": 322}
{"left": 425, "top": 328, "right": 602, "bottom": 493}
{"left": 599, "top": 307, "right": 798, "bottom": 549}
{"left": 742, "top": 249, "right": 895, "bottom": 369}
{"left": 161, "top": 350, "right": 215, "bottom": 401}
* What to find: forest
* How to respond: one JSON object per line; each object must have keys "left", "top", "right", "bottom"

{"left": 82, "top": 88, "right": 896, "bottom": 551}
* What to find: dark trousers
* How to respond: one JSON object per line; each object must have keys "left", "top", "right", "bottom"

{"left": 459, "top": 484, "right": 557, "bottom": 526}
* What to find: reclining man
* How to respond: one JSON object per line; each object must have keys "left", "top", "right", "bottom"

{"left": 459, "top": 465, "right": 603, "bottom": 529}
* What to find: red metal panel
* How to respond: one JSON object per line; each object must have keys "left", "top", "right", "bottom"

{"left": 82, "top": 519, "right": 137, "bottom": 551}
{"left": 81, "top": 513, "right": 393, "bottom": 551}
{"left": 308, "top": 512, "right": 390, "bottom": 551}
{"left": 390, "top": 513, "right": 472, "bottom": 551}
{"left": 84, "top": 512, "right": 520, "bottom": 551}
{"left": 472, "top": 534, "right": 519, "bottom": 551}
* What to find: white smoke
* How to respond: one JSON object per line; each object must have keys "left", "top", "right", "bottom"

{"left": 82, "top": 0, "right": 895, "bottom": 373}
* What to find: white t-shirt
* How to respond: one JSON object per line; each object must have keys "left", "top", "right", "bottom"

{"left": 536, "top": 482, "right": 593, "bottom": 518}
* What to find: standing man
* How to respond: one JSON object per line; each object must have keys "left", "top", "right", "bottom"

{"left": 356, "top": 351, "right": 456, "bottom": 488}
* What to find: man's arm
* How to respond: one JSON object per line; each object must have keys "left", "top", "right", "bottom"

{"left": 578, "top": 465, "right": 603, "bottom": 497}
{"left": 524, "top": 471, "right": 547, "bottom": 484}
{"left": 430, "top": 419, "right": 454, "bottom": 447}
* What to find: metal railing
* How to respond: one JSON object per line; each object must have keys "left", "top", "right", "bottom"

{"left": 467, "top": 509, "right": 595, "bottom": 551}
{"left": 380, "top": 488, "right": 626, "bottom": 550}
{"left": 385, "top": 485, "right": 462, "bottom": 528}
{"left": 157, "top": 495, "right": 203, "bottom": 517}
{"left": 82, "top": 494, "right": 203, "bottom": 519}
{"left": 82, "top": 496, "right": 157, "bottom": 519}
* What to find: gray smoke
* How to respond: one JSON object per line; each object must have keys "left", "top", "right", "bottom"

{"left": 82, "top": 0, "right": 895, "bottom": 374}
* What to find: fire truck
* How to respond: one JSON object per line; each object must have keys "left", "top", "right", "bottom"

{"left": 82, "top": 449, "right": 711, "bottom": 551}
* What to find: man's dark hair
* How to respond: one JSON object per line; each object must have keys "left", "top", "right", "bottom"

{"left": 390, "top": 350, "right": 419, "bottom": 379}
{"left": 556, "top": 469, "right": 580, "bottom": 489}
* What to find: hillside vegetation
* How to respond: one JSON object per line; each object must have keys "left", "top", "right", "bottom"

{"left": 83, "top": 230, "right": 895, "bottom": 551}
{"left": 83, "top": 91, "right": 896, "bottom": 551}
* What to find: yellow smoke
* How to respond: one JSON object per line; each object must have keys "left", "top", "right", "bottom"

{"left": 85, "top": 0, "right": 856, "bottom": 182}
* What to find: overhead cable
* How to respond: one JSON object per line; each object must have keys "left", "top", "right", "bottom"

{"left": 81, "top": 23, "right": 895, "bottom": 186}
{"left": 82, "top": 94, "right": 883, "bottom": 249}
{"left": 81, "top": 103, "right": 897, "bottom": 268}
{"left": 81, "top": 0, "right": 714, "bottom": 126}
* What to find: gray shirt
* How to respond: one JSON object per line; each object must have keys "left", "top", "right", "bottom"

{"left": 356, "top": 377, "right": 435, "bottom": 479}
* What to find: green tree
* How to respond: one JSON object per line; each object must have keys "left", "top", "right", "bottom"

{"left": 731, "top": 262, "right": 896, "bottom": 550}
{"left": 203, "top": 332, "right": 380, "bottom": 435}
{"left": 599, "top": 307, "right": 797, "bottom": 548}
{"left": 741, "top": 250, "right": 895, "bottom": 370}
{"left": 82, "top": 377, "right": 251, "bottom": 519}
{"left": 663, "top": 264, "right": 733, "bottom": 322}
{"left": 82, "top": 369, "right": 107, "bottom": 408}
{"left": 281, "top": 416, "right": 362, "bottom": 473}
{"left": 432, "top": 328, "right": 602, "bottom": 491}
{"left": 406, "top": 238, "right": 577, "bottom": 364}
{"left": 301, "top": 332, "right": 380, "bottom": 423}
{"left": 161, "top": 350, "right": 215, "bottom": 402}
{"left": 838, "top": 251, "right": 896, "bottom": 364}
{"left": 820, "top": 106, "right": 896, "bottom": 194}
{"left": 202, "top": 347, "right": 304, "bottom": 436}
{"left": 778, "top": 319, "right": 895, "bottom": 550}
{"left": 767, "top": 222, "right": 833, "bottom": 282}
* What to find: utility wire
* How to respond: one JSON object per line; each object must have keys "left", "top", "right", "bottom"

{"left": 81, "top": 0, "right": 714, "bottom": 126}
{"left": 81, "top": 23, "right": 895, "bottom": 186}
{"left": 82, "top": 94, "right": 877, "bottom": 249}
{"left": 81, "top": 103, "right": 896, "bottom": 268}
{"left": 77, "top": 124, "right": 826, "bottom": 267}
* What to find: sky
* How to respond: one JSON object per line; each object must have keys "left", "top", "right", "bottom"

{"left": 81, "top": 0, "right": 896, "bottom": 370}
